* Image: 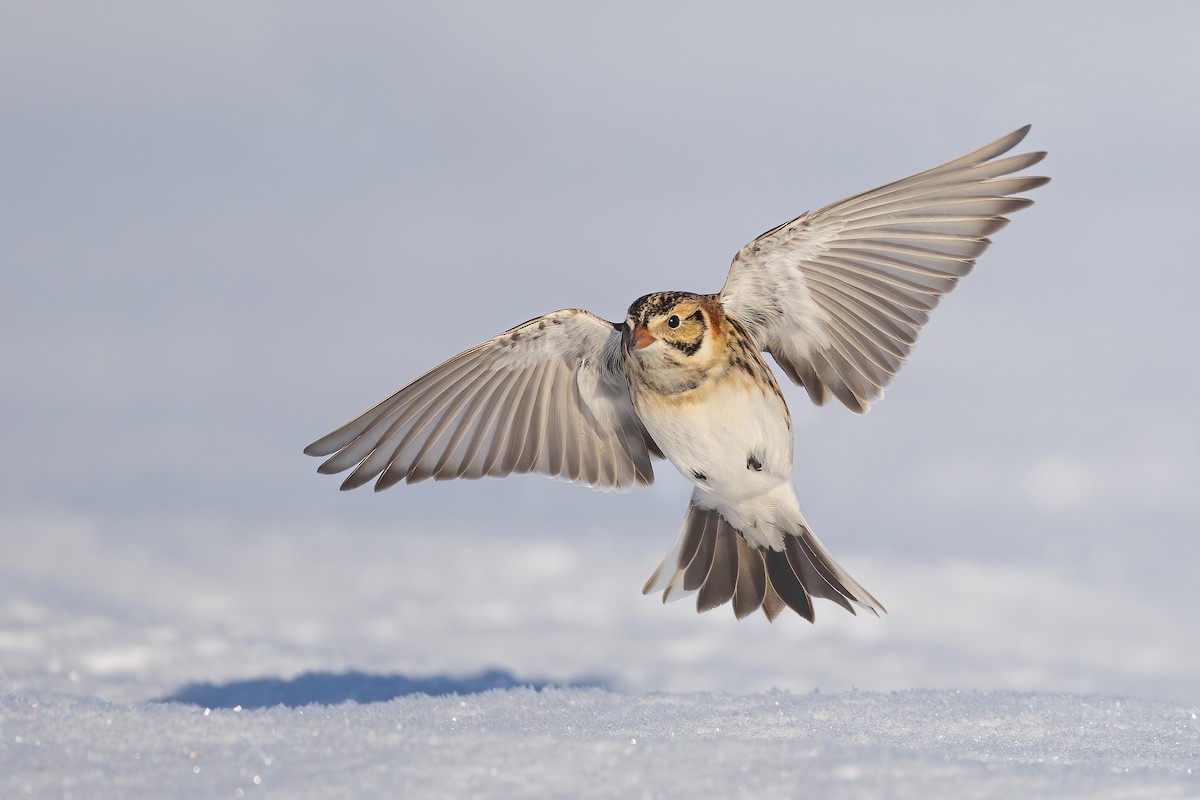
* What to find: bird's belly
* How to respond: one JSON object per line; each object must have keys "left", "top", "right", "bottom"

{"left": 635, "top": 372, "right": 793, "bottom": 501}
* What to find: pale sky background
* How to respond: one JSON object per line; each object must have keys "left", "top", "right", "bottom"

{"left": 3, "top": 4, "right": 1197, "bottom": 620}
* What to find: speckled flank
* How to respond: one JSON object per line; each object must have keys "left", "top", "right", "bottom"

{"left": 723, "top": 315, "right": 764, "bottom": 378}
{"left": 719, "top": 312, "right": 788, "bottom": 427}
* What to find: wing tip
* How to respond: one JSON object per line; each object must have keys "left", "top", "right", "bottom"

{"left": 316, "top": 458, "right": 345, "bottom": 476}
{"left": 1023, "top": 173, "right": 1052, "bottom": 191}
{"left": 304, "top": 438, "right": 335, "bottom": 457}
{"left": 994, "top": 124, "right": 1033, "bottom": 156}
{"left": 337, "top": 480, "right": 357, "bottom": 493}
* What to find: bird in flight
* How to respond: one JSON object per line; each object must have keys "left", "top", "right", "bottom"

{"left": 306, "top": 127, "right": 1048, "bottom": 622}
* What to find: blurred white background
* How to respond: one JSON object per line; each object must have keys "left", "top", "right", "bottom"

{"left": 2, "top": 2, "right": 1197, "bottom": 704}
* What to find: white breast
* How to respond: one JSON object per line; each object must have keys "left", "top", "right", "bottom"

{"left": 635, "top": 369, "right": 793, "bottom": 504}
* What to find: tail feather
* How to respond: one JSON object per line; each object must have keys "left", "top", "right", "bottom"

{"left": 786, "top": 535, "right": 854, "bottom": 615}
{"left": 731, "top": 536, "right": 766, "bottom": 619}
{"left": 761, "top": 581, "right": 787, "bottom": 622}
{"left": 764, "top": 547, "right": 815, "bottom": 621}
{"left": 681, "top": 511, "right": 717, "bottom": 593}
{"left": 697, "top": 521, "right": 739, "bottom": 612}
{"left": 792, "top": 523, "right": 885, "bottom": 615}
{"left": 643, "top": 491, "right": 885, "bottom": 621}
{"left": 676, "top": 509, "right": 708, "bottom": 582}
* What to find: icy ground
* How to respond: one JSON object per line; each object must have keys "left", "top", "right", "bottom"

{"left": 5, "top": 689, "right": 1198, "bottom": 799}
{"left": 2, "top": 514, "right": 1198, "bottom": 797}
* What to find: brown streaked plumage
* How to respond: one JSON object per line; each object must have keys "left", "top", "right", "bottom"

{"left": 306, "top": 127, "right": 1049, "bottom": 621}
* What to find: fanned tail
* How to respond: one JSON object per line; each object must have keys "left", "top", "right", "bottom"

{"left": 642, "top": 492, "right": 885, "bottom": 622}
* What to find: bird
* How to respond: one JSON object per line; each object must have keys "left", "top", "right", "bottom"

{"left": 305, "top": 126, "right": 1048, "bottom": 622}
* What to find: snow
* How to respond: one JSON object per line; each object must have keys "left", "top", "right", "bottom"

{"left": 2, "top": 515, "right": 1198, "bottom": 797}
{"left": 4, "top": 689, "right": 1197, "bottom": 798}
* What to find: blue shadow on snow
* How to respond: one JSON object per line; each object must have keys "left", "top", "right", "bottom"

{"left": 160, "top": 668, "right": 607, "bottom": 709}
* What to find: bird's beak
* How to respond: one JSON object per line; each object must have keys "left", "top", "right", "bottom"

{"left": 630, "top": 322, "right": 655, "bottom": 350}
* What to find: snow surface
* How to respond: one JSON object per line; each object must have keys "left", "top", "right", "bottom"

{"left": 4, "top": 689, "right": 1198, "bottom": 799}
{"left": 2, "top": 515, "right": 1198, "bottom": 797}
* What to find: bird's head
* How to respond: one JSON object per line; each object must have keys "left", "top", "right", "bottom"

{"left": 623, "top": 292, "right": 724, "bottom": 393}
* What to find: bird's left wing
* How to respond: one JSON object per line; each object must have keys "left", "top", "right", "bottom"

{"left": 305, "top": 309, "right": 658, "bottom": 491}
{"left": 720, "top": 126, "right": 1049, "bottom": 412}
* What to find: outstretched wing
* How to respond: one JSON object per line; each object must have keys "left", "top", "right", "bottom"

{"left": 305, "top": 309, "right": 658, "bottom": 491}
{"left": 720, "top": 126, "right": 1049, "bottom": 412}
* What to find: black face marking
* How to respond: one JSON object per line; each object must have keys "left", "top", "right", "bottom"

{"left": 625, "top": 292, "right": 710, "bottom": 358}
{"left": 665, "top": 334, "right": 703, "bottom": 356}
{"left": 691, "top": 469, "right": 707, "bottom": 482}
{"left": 746, "top": 454, "right": 762, "bottom": 472}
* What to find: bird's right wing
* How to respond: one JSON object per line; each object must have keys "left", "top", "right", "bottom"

{"left": 305, "top": 309, "right": 659, "bottom": 491}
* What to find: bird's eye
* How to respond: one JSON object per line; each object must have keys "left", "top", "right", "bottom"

{"left": 667, "top": 315, "right": 680, "bottom": 329}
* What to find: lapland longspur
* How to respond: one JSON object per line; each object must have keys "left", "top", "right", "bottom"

{"left": 306, "top": 127, "right": 1048, "bottom": 621}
